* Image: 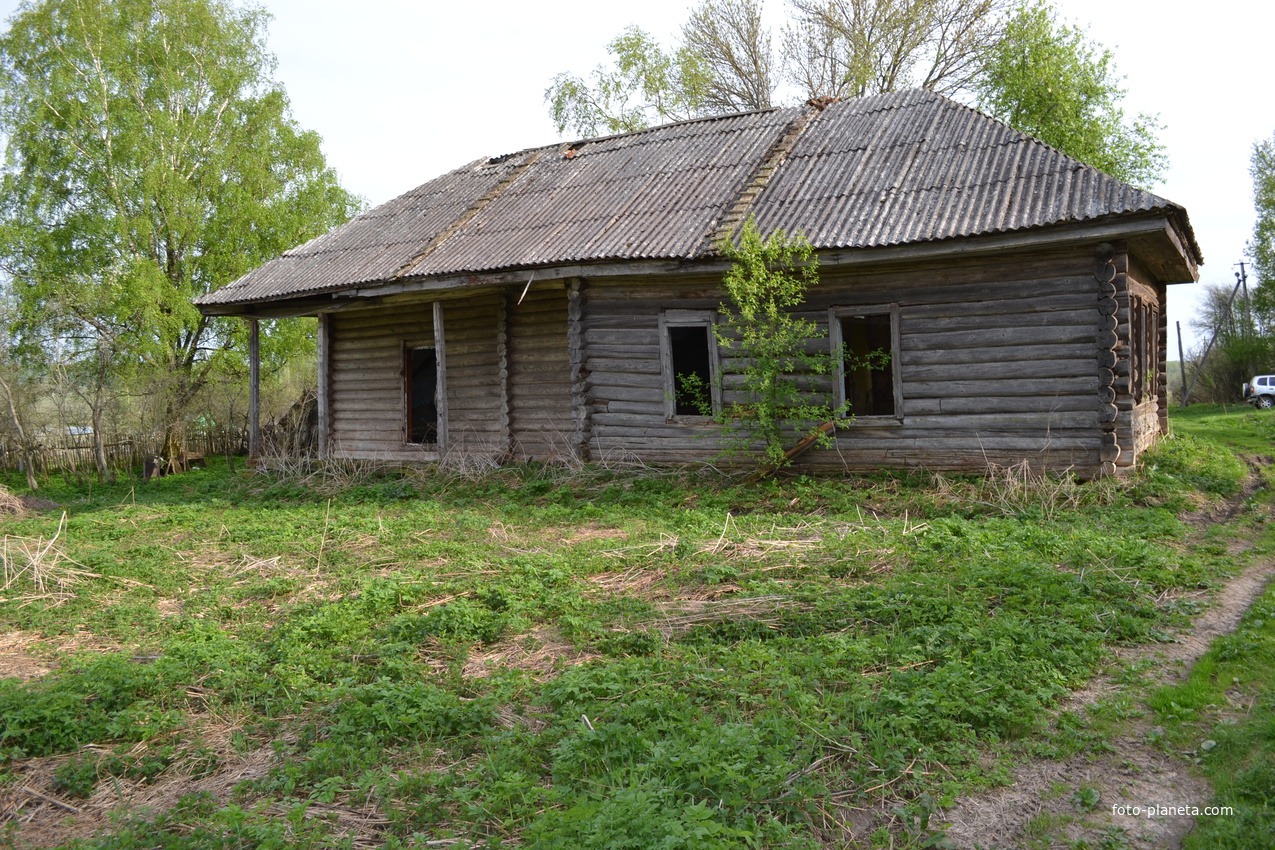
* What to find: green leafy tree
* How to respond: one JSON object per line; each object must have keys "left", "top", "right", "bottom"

{"left": 713, "top": 218, "right": 843, "bottom": 469}
{"left": 0, "top": 0, "right": 360, "bottom": 460}
{"left": 546, "top": 25, "right": 711, "bottom": 137}
{"left": 1250, "top": 131, "right": 1275, "bottom": 333}
{"left": 547, "top": 1, "right": 1163, "bottom": 188}
{"left": 785, "top": 0, "right": 1004, "bottom": 99}
{"left": 682, "top": 0, "right": 776, "bottom": 113}
{"left": 975, "top": 1, "right": 1165, "bottom": 187}
{"left": 1188, "top": 283, "right": 1268, "bottom": 402}
{"left": 546, "top": 1, "right": 779, "bottom": 138}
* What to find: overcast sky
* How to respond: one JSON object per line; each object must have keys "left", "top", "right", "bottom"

{"left": 1, "top": 0, "right": 1271, "bottom": 351}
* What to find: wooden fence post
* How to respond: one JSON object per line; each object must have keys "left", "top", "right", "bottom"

{"left": 249, "top": 317, "right": 260, "bottom": 460}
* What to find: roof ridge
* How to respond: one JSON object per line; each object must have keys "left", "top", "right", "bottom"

{"left": 564, "top": 105, "right": 791, "bottom": 148}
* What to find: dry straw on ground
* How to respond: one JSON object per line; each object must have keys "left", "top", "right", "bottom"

{"left": 2, "top": 513, "right": 92, "bottom": 607}
{"left": 0, "top": 484, "right": 26, "bottom": 516}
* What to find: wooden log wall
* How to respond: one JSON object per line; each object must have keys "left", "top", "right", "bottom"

{"left": 507, "top": 285, "right": 575, "bottom": 460}
{"left": 329, "top": 301, "right": 436, "bottom": 461}
{"left": 584, "top": 284, "right": 726, "bottom": 463}
{"left": 439, "top": 293, "right": 504, "bottom": 458}
{"left": 1122, "top": 253, "right": 1168, "bottom": 462}
{"left": 583, "top": 247, "right": 1110, "bottom": 474}
{"left": 328, "top": 293, "right": 509, "bottom": 461}
{"left": 320, "top": 242, "right": 1172, "bottom": 477}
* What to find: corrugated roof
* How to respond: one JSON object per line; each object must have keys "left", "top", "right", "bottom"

{"left": 197, "top": 90, "right": 1197, "bottom": 308}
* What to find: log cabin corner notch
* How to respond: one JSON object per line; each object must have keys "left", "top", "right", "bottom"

{"left": 196, "top": 89, "right": 1202, "bottom": 477}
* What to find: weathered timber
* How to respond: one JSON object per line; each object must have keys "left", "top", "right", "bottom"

{"left": 317, "top": 313, "right": 330, "bottom": 456}
{"left": 902, "top": 395, "right": 1099, "bottom": 415}
{"left": 904, "top": 292, "right": 1098, "bottom": 318}
{"left": 905, "top": 377, "right": 1101, "bottom": 398}
{"left": 586, "top": 371, "right": 666, "bottom": 390}
{"left": 508, "top": 288, "right": 573, "bottom": 459}
{"left": 904, "top": 308, "right": 1100, "bottom": 334}
{"left": 902, "top": 325, "right": 1099, "bottom": 351}
{"left": 897, "top": 412, "right": 1100, "bottom": 430}
{"left": 900, "top": 359, "right": 1096, "bottom": 382}
{"left": 900, "top": 343, "right": 1099, "bottom": 366}
{"left": 248, "top": 318, "right": 260, "bottom": 459}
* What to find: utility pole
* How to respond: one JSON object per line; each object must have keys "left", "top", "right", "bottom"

{"left": 1176, "top": 321, "right": 1187, "bottom": 405}
{"left": 1236, "top": 261, "right": 1254, "bottom": 378}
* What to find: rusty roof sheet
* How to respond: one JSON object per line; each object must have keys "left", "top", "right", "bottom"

{"left": 197, "top": 89, "right": 1196, "bottom": 309}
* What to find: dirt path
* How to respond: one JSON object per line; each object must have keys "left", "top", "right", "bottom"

{"left": 937, "top": 553, "right": 1275, "bottom": 849}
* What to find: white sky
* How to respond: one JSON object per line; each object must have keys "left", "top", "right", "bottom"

{"left": 2, "top": 0, "right": 1271, "bottom": 351}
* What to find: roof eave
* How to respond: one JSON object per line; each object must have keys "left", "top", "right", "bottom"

{"left": 196, "top": 211, "right": 1197, "bottom": 319}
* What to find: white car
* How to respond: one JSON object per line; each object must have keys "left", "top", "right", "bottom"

{"left": 1243, "top": 375, "right": 1275, "bottom": 409}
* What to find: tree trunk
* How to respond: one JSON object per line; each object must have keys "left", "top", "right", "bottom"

{"left": 0, "top": 373, "right": 39, "bottom": 491}
{"left": 164, "top": 418, "right": 186, "bottom": 474}
{"left": 91, "top": 406, "right": 112, "bottom": 484}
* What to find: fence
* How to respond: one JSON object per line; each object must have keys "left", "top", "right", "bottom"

{"left": 0, "top": 426, "right": 247, "bottom": 479}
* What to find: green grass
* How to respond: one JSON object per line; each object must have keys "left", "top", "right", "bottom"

{"left": 0, "top": 421, "right": 1265, "bottom": 849}
{"left": 1150, "top": 582, "right": 1275, "bottom": 849}
{"left": 1171, "top": 403, "right": 1275, "bottom": 455}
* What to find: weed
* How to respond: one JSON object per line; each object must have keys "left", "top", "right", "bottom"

{"left": 1070, "top": 784, "right": 1102, "bottom": 812}
{"left": 0, "top": 422, "right": 1263, "bottom": 848}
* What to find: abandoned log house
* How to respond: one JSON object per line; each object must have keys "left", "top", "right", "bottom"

{"left": 196, "top": 89, "right": 1201, "bottom": 477}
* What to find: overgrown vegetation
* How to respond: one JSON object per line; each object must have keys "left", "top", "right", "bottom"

{"left": 0, "top": 409, "right": 1268, "bottom": 848}
{"left": 0, "top": 0, "right": 357, "bottom": 482}
{"left": 1151, "top": 583, "right": 1275, "bottom": 849}
{"left": 700, "top": 219, "right": 851, "bottom": 468}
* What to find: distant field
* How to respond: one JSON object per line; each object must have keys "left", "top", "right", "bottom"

{"left": 1, "top": 408, "right": 1272, "bottom": 848}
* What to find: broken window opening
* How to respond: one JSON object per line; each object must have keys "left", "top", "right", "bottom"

{"left": 660, "top": 311, "right": 722, "bottom": 420}
{"left": 406, "top": 346, "right": 438, "bottom": 444}
{"left": 831, "top": 309, "right": 902, "bottom": 423}
{"left": 669, "top": 325, "right": 715, "bottom": 416}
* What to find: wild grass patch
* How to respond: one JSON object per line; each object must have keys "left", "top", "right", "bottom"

{"left": 0, "top": 432, "right": 1261, "bottom": 848}
{"left": 1151, "top": 583, "right": 1275, "bottom": 849}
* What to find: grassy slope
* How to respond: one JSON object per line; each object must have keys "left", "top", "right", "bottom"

{"left": 1151, "top": 404, "right": 1275, "bottom": 849}
{"left": 0, "top": 407, "right": 1270, "bottom": 849}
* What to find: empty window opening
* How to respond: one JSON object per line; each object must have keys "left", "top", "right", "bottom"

{"left": 841, "top": 314, "right": 895, "bottom": 417}
{"left": 407, "top": 346, "right": 438, "bottom": 444}
{"left": 669, "top": 324, "right": 714, "bottom": 416}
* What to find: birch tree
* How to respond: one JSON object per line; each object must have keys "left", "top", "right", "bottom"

{"left": 0, "top": 0, "right": 360, "bottom": 461}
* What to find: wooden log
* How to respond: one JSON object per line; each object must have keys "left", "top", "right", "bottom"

{"left": 585, "top": 357, "right": 663, "bottom": 375}
{"left": 584, "top": 343, "right": 661, "bottom": 359}
{"left": 900, "top": 343, "right": 1098, "bottom": 366}
{"left": 904, "top": 292, "right": 1097, "bottom": 318}
{"left": 585, "top": 371, "right": 666, "bottom": 389}
{"left": 248, "top": 318, "right": 260, "bottom": 459}
{"left": 900, "top": 359, "right": 1095, "bottom": 382}
{"left": 605, "top": 400, "right": 663, "bottom": 415}
{"left": 588, "top": 385, "right": 664, "bottom": 403}
{"left": 433, "top": 301, "right": 449, "bottom": 450}
{"left": 896, "top": 412, "right": 1100, "bottom": 430}
{"left": 318, "top": 313, "right": 330, "bottom": 457}
{"left": 904, "top": 395, "right": 1099, "bottom": 415}
{"left": 583, "top": 328, "right": 660, "bottom": 345}
{"left": 904, "top": 377, "right": 1100, "bottom": 398}
{"left": 904, "top": 308, "right": 1099, "bottom": 335}
{"left": 903, "top": 325, "right": 1099, "bottom": 351}
{"left": 744, "top": 421, "right": 838, "bottom": 481}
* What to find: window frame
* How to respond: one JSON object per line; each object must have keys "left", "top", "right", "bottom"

{"left": 402, "top": 301, "right": 449, "bottom": 449}
{"left": 828, "top": 304, "right": 904, "bottom": 426}
{"left": 403, "top": 343, "right": 440, "bottom": 446}
{"left": 659, "top": 309, "right": 723, "bottom": 422}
